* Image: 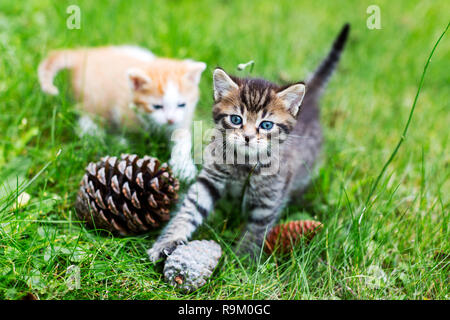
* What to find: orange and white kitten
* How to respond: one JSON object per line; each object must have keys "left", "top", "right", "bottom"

{"left": 38, "top": 45, "right": 206, "bottom": 180}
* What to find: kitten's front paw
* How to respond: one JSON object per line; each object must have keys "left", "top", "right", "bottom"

{"left": 169, "top": 157, "right": 197, "bottom": 182}
{"left": 77, "top": 115, "right": 105, "bottom": 139}
{"left": 147, "top": 238, "right": 187, "bottom": 263}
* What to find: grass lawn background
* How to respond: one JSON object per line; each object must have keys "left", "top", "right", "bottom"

{"left": 0, "top": 0, "right": 448, "bottom": 299}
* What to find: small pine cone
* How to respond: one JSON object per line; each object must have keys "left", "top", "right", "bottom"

{"left": 75, "top": 154, "right": 179, "bottom": 236}
{"left": 164, "top": 240, "right": 222, "bottom": 292}
{"left": 265, "top": 220, "right": 323, "bottom": 254}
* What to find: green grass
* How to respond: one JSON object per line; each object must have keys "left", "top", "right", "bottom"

{"left": 0, "top": 0, "right": 449, "bottom": 299}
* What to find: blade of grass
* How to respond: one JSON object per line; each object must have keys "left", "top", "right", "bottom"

{"left": 359, "top": 22, "right": 450, "bottom": 224}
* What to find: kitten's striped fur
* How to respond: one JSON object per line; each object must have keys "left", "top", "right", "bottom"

{"left": 148, "top": 24, "right": 350, "bottom": 261}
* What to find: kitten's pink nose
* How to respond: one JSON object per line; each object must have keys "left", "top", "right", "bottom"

{"left": 244, "top": 135, "right": 255, "bottom": 144}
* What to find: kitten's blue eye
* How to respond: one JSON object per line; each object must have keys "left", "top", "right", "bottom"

{"left": 260, "top": 121, "right": 274, "bottom": 130}
{"left": 153, "top": 104, "right": 163, "bottom": 110}
{"left": 177, "top": 103, "right": 186, "bottom": 108}
{"left": 230, "top": 115, "right": 243, "bottom": 125}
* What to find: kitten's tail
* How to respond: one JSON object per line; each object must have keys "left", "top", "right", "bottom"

{"left": 38, "top": 50, "right": 78, "bottom": 95}
{"left": 305, "top": 23, "right": 350, "bottom": 102}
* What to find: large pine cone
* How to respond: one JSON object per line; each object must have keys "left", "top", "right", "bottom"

{"left": 265, "top": 220, "right": 323, "bottom": 254}
{"left": 164, "top": 240, "right": 222, "bottom": 292}
{"left": 75, "top": 154, "right": 179, "bottom": 236}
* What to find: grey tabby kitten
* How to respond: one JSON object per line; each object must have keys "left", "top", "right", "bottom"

{"left": 148, "top": 24, "right": 350, "bottom": 261}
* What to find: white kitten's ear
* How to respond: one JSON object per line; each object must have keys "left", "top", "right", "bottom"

{"left": 127, "top": 68, "right": 151, "bottom": 91}
{"left": 213, "top": 68, "right": 238, "bottom": 101}
{"left": 276, "top": 83, "right": 306, "bottom": 117}
{"left": 184, "top": 61, "right": 207, "bottom": 84}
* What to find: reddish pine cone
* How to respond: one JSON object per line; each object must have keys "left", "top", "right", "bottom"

{"left": 265, "top": 220, "right": 323, "bottom": 254}
{"left": 75, "top": 154, "right": 179, "bottom": 236}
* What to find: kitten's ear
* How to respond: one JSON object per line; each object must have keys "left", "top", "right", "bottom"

{"left": 184, "top": 61, "right": 207, "bottom": 84}
{"left": 276, "top": 83, "right": 306, "bottom": 117}
{"left": 213, "top": 68, "right": 238, "bottom": 101}
{"left": 127, "top": 68, "right": 151, "bottom": 91}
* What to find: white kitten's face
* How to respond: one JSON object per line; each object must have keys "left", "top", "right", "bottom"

{"left": 127, "top": 60, "right": 206, "bottom": 127}
{"left": 136, "top": 81, "right": 189, "bottom": 126}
